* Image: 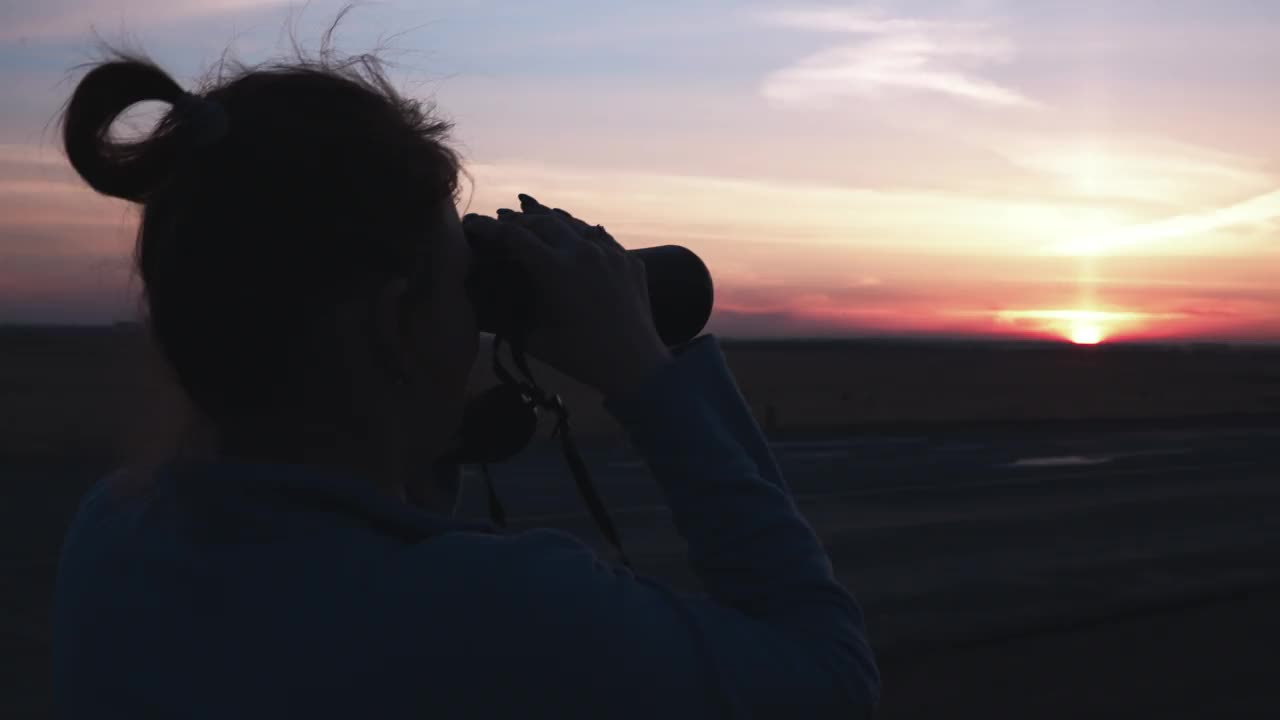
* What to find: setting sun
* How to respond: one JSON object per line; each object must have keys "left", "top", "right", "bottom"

{"left": 1070, "top": 324, "right": 1105, "bottom": 345}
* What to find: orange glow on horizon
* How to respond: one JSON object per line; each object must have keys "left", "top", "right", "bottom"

{"left": 988, "top": 308, "right": 1176, "bottom": 344}
{"left": 707, "top": 287, "right": 1280, "bottom": 343}
{"left": 710, "top": 302, "right": 1204, "bottom": 343}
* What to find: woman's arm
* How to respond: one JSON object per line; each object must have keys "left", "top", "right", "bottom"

{"left": 454, "top": 203, "right": 876, "bottom": 716}
{"left": 468, "top": 335, "right": 878, "bottom": 718}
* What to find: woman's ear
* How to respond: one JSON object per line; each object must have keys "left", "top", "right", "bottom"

{"left": 371, "top": 276, "right": 412, "bottom": 385}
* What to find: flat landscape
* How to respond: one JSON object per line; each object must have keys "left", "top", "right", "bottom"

{"left": 4, "top": 325, "right": 1280, "bottom": 458}
{"left": 3, "top": 326, "right": 1278, "bottom": 717}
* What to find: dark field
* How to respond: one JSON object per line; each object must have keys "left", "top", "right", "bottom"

{"left": 3, "top": 325, "right": 1279, "bottom": 717}
{"left": 3, "top": 325, "right": 1280, "bottom": 457}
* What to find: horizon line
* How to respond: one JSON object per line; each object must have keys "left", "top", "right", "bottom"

{"left": 2, "top": 322, "right": 1277, "bottom": 349}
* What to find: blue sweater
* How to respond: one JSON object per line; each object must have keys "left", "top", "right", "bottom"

{"left": 52, "top": 336, "right": 879, "bottom": 718}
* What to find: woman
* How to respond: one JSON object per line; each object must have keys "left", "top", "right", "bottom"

{"left": 52, "top": 48, "right": 879, "bottom": 718}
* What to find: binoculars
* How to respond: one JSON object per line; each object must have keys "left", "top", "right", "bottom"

{"left": 448, "top": 222, "right": 715, "bottom": 465}
{"left": 465, "top": 222, "right": 714, "bottom": 347}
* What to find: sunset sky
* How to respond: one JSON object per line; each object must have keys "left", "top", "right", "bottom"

{"left": 2, "top": 1, "right": 1278, "bottom": 343}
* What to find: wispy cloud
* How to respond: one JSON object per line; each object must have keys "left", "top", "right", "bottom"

{"left": 464, "top": 160, "right": 1128, "bottom": 259}
{"left": 1053, "top": 188, "right": 1280, "bottom": 256}
{"left": 996, "top": 134, "right": 1276, "bottom": 208}
{"left": 0, "top": 143, "right": 135, "bottom": 262}
{"left": 758, "top": 6, "right": 1038, "bottom": 109}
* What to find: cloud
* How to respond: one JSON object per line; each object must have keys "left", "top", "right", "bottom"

{"left": 931, "top": 306, "right": 1197, "bottom": 343}
{"left": 0, "top": 153, "right": 130, "bottom": 232}
{"left": 1052, "top": 188, "right": 1280, "bottom": 256}
{"left": 970, "top": 131, "right": 1280, "bottom": 255}
{"left": 995, "top": 134, "right": 1276, "bottom": 208}
{"left": 758, "top": 6, "right": 1038, "bottom": 109}
{"left": 985, "top": 308, "right": 1183, "bottom": 324}
{"left": 463, "top": 160, "right": 1134, "bottom": 261}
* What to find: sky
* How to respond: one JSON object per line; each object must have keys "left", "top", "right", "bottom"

{"left": 1, "top": 1, "right": 1278, "bottom": 343}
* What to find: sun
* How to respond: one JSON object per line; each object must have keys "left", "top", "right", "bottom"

{"left": 1070, "top": 324, "right": 1105, "bottom": 345}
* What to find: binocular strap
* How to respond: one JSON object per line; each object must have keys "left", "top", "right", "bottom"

{"left": 487, "top": 336, "right": 633, "bottom": 570}
{"left": 480, "top": 463, "right": 507, "bottom": 529}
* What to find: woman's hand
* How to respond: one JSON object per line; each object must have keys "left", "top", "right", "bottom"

{"left": 464, "top": 195, "right": 672, "bottom": 397}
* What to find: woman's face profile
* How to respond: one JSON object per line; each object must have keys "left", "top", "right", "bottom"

{"left": 399, "top": 203, "right": 479, "bottom": 510}
{"left": 417, "top": 204, "right": 479, "bottom": 424}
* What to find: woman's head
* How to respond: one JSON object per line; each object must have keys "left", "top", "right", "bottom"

{"left": 61, "top": 47, "right": 479, "bottom": 500}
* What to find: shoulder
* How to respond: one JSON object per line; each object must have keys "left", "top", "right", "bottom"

{"left": 388, "top": 526, "right": 654, "bottom": 630}
{"left": 99, "top": 463, "right": 165, "bottom": 500}
{"left": 62, "top": 465, "right": 159, "bottom": 533}
{"left": 400, "top": 527, "right": 619, "bottom": 594}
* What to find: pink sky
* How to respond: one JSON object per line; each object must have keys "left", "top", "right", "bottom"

{"left": 2, "top": 1, "right": 1278, "bottom": 343}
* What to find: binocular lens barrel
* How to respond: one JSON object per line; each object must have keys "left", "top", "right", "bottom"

{"left": 468, "top": 244, "right": 714, "bottom": 348}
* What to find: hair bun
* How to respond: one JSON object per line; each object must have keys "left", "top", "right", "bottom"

{"left": 62, "top": 58, "right": 189, "bottom": 203}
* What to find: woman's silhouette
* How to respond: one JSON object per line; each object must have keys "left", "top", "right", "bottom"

{"left": 51, "top": 42, "right": 878, "bottom": 719}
